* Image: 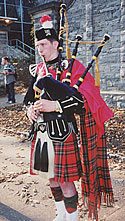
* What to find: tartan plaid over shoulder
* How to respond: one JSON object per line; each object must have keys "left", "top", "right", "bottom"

{"left": 79, "top": 100, "right": 114, "bottom": 221}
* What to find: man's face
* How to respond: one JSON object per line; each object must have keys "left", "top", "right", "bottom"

{"left": 35, "top": 38, "right": 58, "bottom": 62}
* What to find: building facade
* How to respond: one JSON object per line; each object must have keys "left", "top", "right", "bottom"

{"left": 0, "top": 0, "right": 35, "bottom": 57}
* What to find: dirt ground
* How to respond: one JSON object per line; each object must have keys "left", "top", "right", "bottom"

{"left": 0, "top": 133, "right": 125, "bottom": 221}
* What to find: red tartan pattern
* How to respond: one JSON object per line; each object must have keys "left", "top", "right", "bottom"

{"left": 53, "top": 132, "right": 82, "bottom": 183}
{"left": 80, "top": 101, "right": 114, "bottom": 220}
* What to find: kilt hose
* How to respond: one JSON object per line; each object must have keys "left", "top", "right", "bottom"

{"left": 79, "top": 102, "right": 114, "bottom": 220}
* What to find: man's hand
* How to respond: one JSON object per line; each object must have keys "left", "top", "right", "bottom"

{"left": 33, "top": 99, "right": 56, "bottom": 112}
{"left": 27, "top": 105, "right": 40, "bottom": 123}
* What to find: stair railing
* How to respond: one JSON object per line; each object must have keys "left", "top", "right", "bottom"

{"left": 9, "top": 39, "right": 35, "bottom": 57}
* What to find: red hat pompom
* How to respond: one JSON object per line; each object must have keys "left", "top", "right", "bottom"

{"left": 39, "top": 15, "right": 53, "bottom": 28}
{"left": 40, "top": 15, "right": 52, "bottom": 24}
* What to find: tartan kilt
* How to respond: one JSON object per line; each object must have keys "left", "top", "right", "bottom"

{"left": 30, "top": 131, "right": 82, "bottom": 182}
{"left": 53, "top": 132, "right": 82, "bottom": 182}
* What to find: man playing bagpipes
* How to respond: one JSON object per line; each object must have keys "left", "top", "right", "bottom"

{"left": 24, "top": 5, "right": 114, "bottom": 221}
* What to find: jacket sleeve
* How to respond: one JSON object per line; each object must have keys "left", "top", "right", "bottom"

{"left": 57, "top": 92, "right": 84, "bottom": 114}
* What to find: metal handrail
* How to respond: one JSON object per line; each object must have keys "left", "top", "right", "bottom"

{"left": 9, "top": 39, "right": 35, "bottom": 57}
{"left": 7, "top": 45, "right": 29, "bottom": 58}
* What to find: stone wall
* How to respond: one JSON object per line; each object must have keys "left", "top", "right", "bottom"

{"left": 101, "top": 91, "right": 125, "bottom": 108}
{"left": 66, "top": 0, "right": 123, "bottom": 91}
{"left": 120, "top": 0, "right": 125, "bottom": 82}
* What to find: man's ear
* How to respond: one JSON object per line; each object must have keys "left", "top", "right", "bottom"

{"left": 53, "top": 41, "right": 59, "bottom": 49}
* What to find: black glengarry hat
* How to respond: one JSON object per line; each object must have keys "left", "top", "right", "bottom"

{"left": 35, "top": 15, "right": 58, "bottom": 41}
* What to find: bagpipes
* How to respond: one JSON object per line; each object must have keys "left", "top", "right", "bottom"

{"left": 28, "top": 4, "right": 110, "bottom": 142}
{"left": 34, "top": 34, "right": 110, "bottom": 96}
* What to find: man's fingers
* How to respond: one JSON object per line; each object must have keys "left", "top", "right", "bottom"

{"left": 27, "top": 105, "right": 39, "bottom": 122}
{"left": 34, "top": 102, "right": 43, "bottom": 110}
